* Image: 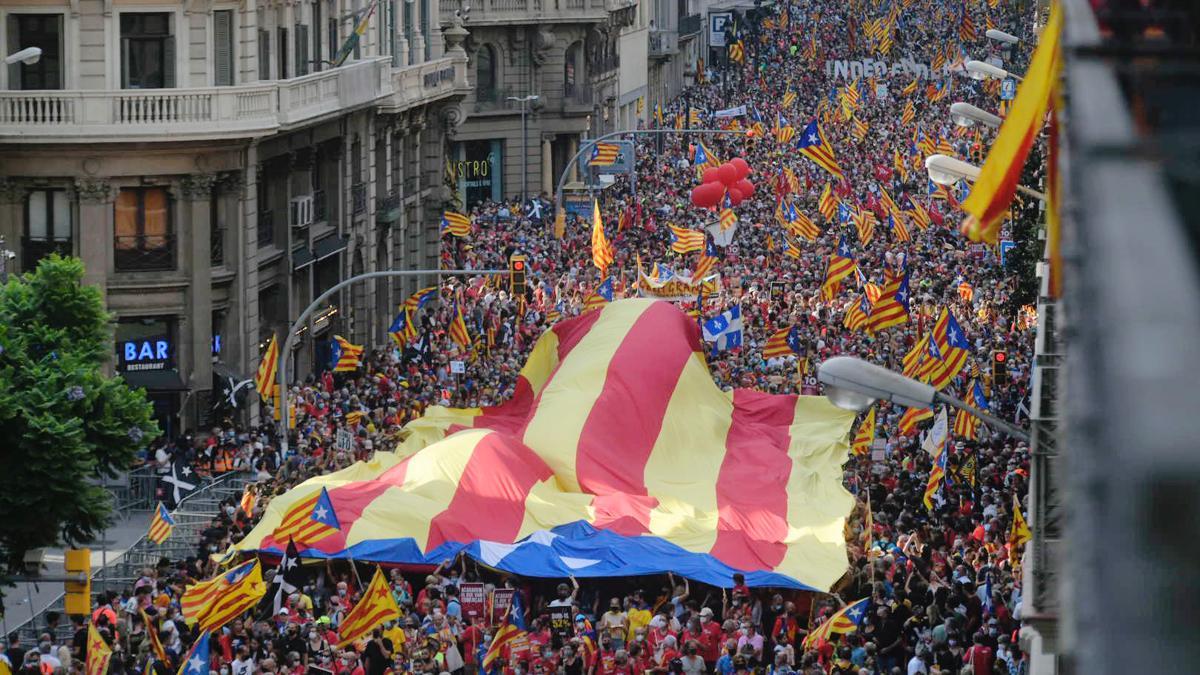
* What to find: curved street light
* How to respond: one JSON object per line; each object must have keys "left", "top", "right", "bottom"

{"left": 950, "top": 102, "right": 1003, "bottom": 129}
{"left": 817, "top": 356, "right": 1030, "bottom": 441}
{"left": 966, "top": 59, "right": 1021, "bottom": 82}
{"left": 925, "top": 154, "right": 1047, "bottom": 201}
{"left": 986, "top": 29, "right": 1020, "bottom": 45}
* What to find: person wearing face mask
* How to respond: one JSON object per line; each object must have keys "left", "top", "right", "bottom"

{"left": 736, "top": 622, "right": 763, "bottom": 666}
{"left": 678, "top": 640, "right": 705, "bottom": 675}
{"left": 335, "top": 649, "right": 364, "bottom": 675}
{"left": 304, "top": 625, "right": 331, "bottom": 666}
{"left": 592, "top": 634, "right": 617, "bottom": 675}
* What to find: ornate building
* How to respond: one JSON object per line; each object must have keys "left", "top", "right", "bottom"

{"left": 0, "top": 0, "right": 470, "bottom": 435}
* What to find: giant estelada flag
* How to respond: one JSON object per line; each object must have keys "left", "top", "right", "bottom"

{"left": 235, "top": 299, "right": 855, "bottom": 590}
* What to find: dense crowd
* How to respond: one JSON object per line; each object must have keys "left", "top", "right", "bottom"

{"left": 7, "top": 0, "right": 1045, "bottom": 674}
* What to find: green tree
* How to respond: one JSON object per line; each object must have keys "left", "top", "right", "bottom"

{"left": 0, "top": 255, "right": 157, "bottom": 581}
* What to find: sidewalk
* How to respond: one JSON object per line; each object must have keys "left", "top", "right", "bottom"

{"left": 1, "top": 512, "right": 152, "bottom": 637}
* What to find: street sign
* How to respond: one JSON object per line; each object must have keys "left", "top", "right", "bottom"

{"left": 999, "top": 239, "right": 1016, "bottom": 266}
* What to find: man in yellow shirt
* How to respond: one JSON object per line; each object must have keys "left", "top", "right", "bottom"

{"left": 626, "top": 594, "right": 652, "bottom": 644}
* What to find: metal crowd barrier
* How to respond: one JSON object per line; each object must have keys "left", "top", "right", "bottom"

{"left": 9, "top": 471, "right": 252, "bottom": 645}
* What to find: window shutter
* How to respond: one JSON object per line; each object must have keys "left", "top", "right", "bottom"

{"left": 277, "top": 27, "right": 288, "bottom": 79}
{"left": 121, "top": 37, "right": 132, "bottom": 88}
{"left": 214, "top": 10, "right": 234, "bottom": 86}
{"left": 295, "top": 24, "right": 309, "bottom": 76}
{"left": 163, "top": 35, "right": 176, "bottom": 88}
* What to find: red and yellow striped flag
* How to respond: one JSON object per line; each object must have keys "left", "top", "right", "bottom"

{"left": 851, "top": 407, "right": 875, "bottom": 456}
{"left": 255, "top": 334, "right": 279, "bottom": 399}
{"left": 181, "top": 561, "right": 266, "bottom": 633}
{"left": 336, "top": 567, "right": 401, "bottom": 648}
{"left": 962, "top": 2, "right": 1062, "bottom": 244}
{"left": 591, "top": 200, "right": 614, "bottom": 272}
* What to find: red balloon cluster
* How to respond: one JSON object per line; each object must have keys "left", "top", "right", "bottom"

{"left": 690, "top": 158, "right": 754, "bottom": 208}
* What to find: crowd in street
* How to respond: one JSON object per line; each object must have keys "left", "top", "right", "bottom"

{"left": 8, "top": 1, "right": 1045, "bottom": 674}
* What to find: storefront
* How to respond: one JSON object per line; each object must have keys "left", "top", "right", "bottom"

{"left": 451, "top": 139, "right": 504, "bottom": 207}
{"left": 115, "top": 316, "right": 185, "bottom": 440}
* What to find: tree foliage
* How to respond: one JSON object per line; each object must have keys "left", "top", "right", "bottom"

{"left": 0, "top": 255, "right": 157, "bottom": 578}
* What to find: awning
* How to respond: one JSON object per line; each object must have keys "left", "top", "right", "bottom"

{"left": 121, "top": 369, "right": 187, "bottom": 391}
{"left": 292, "top": 246, "right": 315, "bottom": 272}
{"left": 314, "top": 235, "right": 348, "bottom": 261}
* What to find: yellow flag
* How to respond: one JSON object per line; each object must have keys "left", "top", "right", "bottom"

{"left": 336, "top": 567, "right": 401, "bottom": 648}
{"left": 86, "top": 623, "right": 113, "bottom": 675}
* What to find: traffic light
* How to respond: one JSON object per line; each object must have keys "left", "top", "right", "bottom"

{"left": 509, "top": 254, "right": 527, "bottom": 296}
{"left": 992, "top": 350, "right": 1009, "bottom": 387}
{"left": 64, "top": 548, "right": 91, "bottom": 615}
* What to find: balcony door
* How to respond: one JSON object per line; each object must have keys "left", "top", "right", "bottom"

{"left": 120, "top": 13, "right": 175, "bottom": 89}
{"left": 5, "top": 14, "right": 63, "bottom": 90}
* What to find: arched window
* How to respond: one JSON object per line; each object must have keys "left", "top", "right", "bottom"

{"left": 475, "top": 45, "right": 497, "bottom": 102}
{"left": 564, "top": 41, "right": 582, "bottom": 98}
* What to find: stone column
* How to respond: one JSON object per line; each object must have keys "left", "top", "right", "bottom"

{"left": 179, "top": 173, "right": 217, "bottom": 429}
{"left": 394, "top": 0, "right": 409, "bottom": 68}
{"left": 74, "top": 178, "right": 114, "bottom": 306}
{"left": 241, "top": 144, "right": 263, "bottom": 422}
{"left": 541, "top": 134, "right": 555, "bottom": 197}
{"left": 410, "top": 0, "right": 425, "bottom": 65}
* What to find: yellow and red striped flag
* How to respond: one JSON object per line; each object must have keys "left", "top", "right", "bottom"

{"left": 899, "top": 406, "right": 933, "bottom": 436}
{"left": 782, "top": 91, "right": 797, "bottom": 108}
{"left": 335, "top": 567, "right": 401, "bottom": 648}
{"left": 963, "top": 2, "right": 1061, "bottom": 245}
{"left": 272, "top": 486, "right": 342, "bottom": 545}
{"left": 866, "top": 273, "right": 910, "bottom": 333}
{"left": 449, "top": 302, "right": 472, "bottom": 348}
{"left": 852, "top": 208, "right": 875, "bottom": 247}
{"left": 820, "top": 236, "right": 857, "bottom": 301}
{"left": 718, "top": 208, "right": 738, "bottom": 230}
{"left": 900, "top": 100, "right": 916, "bottom": 127}
{"left": 923, "top": 445, "right": 948, "bottom": 510}
{"left": 842, "top": 294, "right": 871, "bottom": 332}
{"left": 147, "top": 503, "right": 175, "bottom": 544}
{"left": 796, "top": 121, "right": 845, "bottom": 180}
{"left": 141, "top": 609, "right": 169, "bottom": 664}
{"left": 668, "top": 225, "right": 706, "bottom": 254}
{"left": 591, "top": 200, "right": 614, "bottom": 273}
{"left": 851, "top": 407, "right": 875, "bottom": 456}
{"left": 229, "top": 299, "right": 860, "bottom": 592}
{"left": 803, "top": 598, "right": 871, "bottom": 649}
{"left": 762, "top": 326, "right": 798, "bottom": 359}
{"left": 330, "top": 335, "right": 364, "bottom": 372}
{"left": 181, "top": 561, "right": 266, "bottom": 633}
{"left": 440, "top": 211, "right": 471, "bottom": 238}
{"left": 589, "top": 142, "right": 621, "bottom": 166}
{"left": 818, "top": 183, "right": 838, "bottom": 221}
{"left": 254, "top": 333, "right": 279, "bottom": 399}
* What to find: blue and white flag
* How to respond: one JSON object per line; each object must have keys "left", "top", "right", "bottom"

{"left": 702, "top": 306, "right": 743, "bottom": 352}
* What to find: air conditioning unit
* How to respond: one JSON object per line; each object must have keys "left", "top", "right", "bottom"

{"left": 290, "top": 194, "right": 314, "bottom": 228}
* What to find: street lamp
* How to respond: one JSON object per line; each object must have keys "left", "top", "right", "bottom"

{"left": 925, "top": 154, "right": 1047, "bottom": 200}
{"left": 507, "top": 94, "right": 540, "bottom": 204}
{"left": 985, "top": 29, "right": 1020, "bottom": 45}
{"left": 965, "top": 59, "right": 1020, "bottom": 82}
{"left": 4, "top": 47, "right": 41, "bottom": 65}
{"left": 950, "top": 102, "right": 1002, "bottom": 129}
{"left": 818, "top": 356, "right": 1030, "bottom": 441}
{"left": 986, "top": 29, "right": 1020, "bottom": 45}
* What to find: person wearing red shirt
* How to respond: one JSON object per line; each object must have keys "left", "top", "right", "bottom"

{"left": 698, "top": 608, "right": 723, "bottom": 667}
{"left": 770, "top": 603, "right": 800, "bottom": 648}
{"left": 459, "top": 618, "right": 484, "bottom": 672}
{"left": 962, "top": 634, "right": 995, "bottom": 675}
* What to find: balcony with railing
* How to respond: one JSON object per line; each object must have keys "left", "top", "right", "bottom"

{"left": 21, "top": 237, "right": 72, "bottom": 271}
{"left": 0, "top": 57, "right": 394, "bottom": 143}
{"left": 380, "top": 56, "right": 469, "bottom": 115}
{"left": 562, "top": 81, "right": 594, "bottom": 115}
{"left": 438, "top": 0, "right": 610, "bottom": 25}
{"left": 114, "top": 235, "right": 176, "bottom": 272}
{"left": 649, "top": 30, "right": 679, "bottom": 59}
{"left": 474, "top": 87, "right": 518, "bottom": 113}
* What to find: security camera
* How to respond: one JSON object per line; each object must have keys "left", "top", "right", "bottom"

{"left": 5, "top": 47, "right": 42, "bottom": 66}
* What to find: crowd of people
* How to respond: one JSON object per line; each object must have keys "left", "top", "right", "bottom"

{"left": 9, "top": 0, "right": 1045, "bottom": 674}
